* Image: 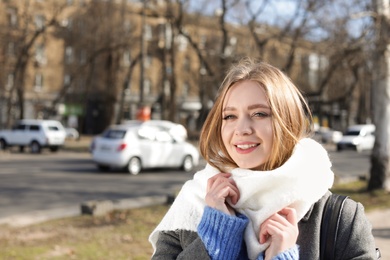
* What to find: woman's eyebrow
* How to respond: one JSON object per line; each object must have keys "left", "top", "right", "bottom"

{"left": 248, "top": 104, "right": 271, "bottom": 110}
{"left": 222, "top": 106, "right": 236, "bottom": 112}
{"left": 223, "top": 103, "right": 270, "bottom": 111}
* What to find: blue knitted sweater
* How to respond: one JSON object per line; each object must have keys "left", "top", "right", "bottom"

{"left": 197, "top": 206, "right": 299, "bottom": 260}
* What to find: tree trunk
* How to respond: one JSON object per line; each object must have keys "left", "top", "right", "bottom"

{"left": 368, "top": 0, "right": 390, "bottom": 191}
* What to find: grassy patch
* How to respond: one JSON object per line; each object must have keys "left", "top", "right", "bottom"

{"left": 0, "top": 205, "right": 169, "bottom": 260}
{"left": 1, "top": 181, "right": 389, "bottom": 259}
{"left": 331, "top": 180, "right": 390, "bottom": 211}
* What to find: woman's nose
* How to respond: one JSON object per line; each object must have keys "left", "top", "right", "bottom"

{"left": 235, "top": 118, "right": 253, "bottom": 135}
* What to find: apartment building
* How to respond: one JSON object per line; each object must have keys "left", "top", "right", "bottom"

{"left": 0, "top": 0, "right": 361, "bottom": 135}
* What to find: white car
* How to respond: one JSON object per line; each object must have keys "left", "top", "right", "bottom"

{"left": 65, "top": 127, "right": 80, "bottom": 140}
{"left": 337, "top": 124, "right": 375, "bottom": 152}
{"left": 0, "top": 119, "right": 66, "bottom": 153}
{"left": 317, "top": 127, "right": 343, "bottom": 144}
{"left": 90, "top": 120, "right": 200, "bottom": 175}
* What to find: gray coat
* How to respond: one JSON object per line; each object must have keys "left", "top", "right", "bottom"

{"left": 152, "top": 192, "right": 377, "bottom": 259}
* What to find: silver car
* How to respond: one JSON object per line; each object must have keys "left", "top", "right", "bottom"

{"left": 90, "top": 120, "right": 200, "bottom": 175}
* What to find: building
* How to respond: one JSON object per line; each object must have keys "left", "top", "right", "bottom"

{"left": 0, "top": 0, "right": 370, "bottom": 135}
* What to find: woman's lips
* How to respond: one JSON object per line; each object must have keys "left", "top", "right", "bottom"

{"left": 234, "top": 143, "right": 259, "bottom": 154}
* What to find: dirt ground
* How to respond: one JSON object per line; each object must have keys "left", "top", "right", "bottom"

{"left": 0, "top": 205, "right": 169, "bottom": 260}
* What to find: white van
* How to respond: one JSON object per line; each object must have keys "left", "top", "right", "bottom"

{"left": 336, "top": 124, "right": 375, "bottom": 152}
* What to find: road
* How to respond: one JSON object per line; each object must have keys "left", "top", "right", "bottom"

{"left": 326, "top": 145, "right": 372, "bottom": 180}
{"left": 0, "top": 144, "right": 371, "bottom": 220}
{"left": 0, "top": 150, "right": 198, "bottom": 219}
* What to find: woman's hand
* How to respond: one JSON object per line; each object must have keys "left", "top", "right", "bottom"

{"left": 205, "top": 173, "right": 240, "bottom": 215}
{"left": 259, "top": 207, "right": 299, "bottom": 260}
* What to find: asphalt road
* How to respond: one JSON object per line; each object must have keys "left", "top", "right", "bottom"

{"left": 0, "top": 144, "right": 371, "bottom": 220}
{"left": 0, "top": 150, "right": 198, "bottom": 219}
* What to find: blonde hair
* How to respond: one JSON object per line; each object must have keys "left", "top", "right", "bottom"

{"left": 199, "top": 58, "right": 312, "bottom": 172}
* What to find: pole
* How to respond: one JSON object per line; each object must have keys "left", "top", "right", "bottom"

{"left": 139, "top": 0, "right": 146, "bottom": 105}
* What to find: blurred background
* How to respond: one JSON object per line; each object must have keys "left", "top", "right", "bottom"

{"left": 0, "top": 0, "right": 380, "bottom": 137}
{"left": 0, "top": 1, "right": 389, "bottom": 258}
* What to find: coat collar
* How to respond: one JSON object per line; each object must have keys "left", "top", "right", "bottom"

{"left": 301, "top": 191, "right": 331, "bottom": 222}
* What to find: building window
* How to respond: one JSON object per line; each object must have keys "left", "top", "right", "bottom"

{"left": 123, "top": 50, "right": 131, "bottom": 66}
{"left": 178, "top": 35, "right": 188, "bottom": 51}
{"left": 199, "top": 35, "right": 207, "bottom": 49}
{"left": 308, "top": 54, "right": 320, "bottom": 86}
{"left": 164, "top": 80, "right": 170, "bottom": 96}
{"left": 61, "top": 18, "right": 72, "bottom": 29}
{"left": 35, "top": 43, "right": 46, "bottom": 64}
{"left": 7, "top": 42, "right": 15, "bottom": 56}
{"left": 144, "top": 55, "right": 152, "bottom": 68}
{"left": 64, "top": 74, "right": 73, "bottom": 92}
{"left": 144, "top": 24, "right": 153, "bottom": 41}
{"left": 35, "top": 14, "right": 45, "bottom": 30}
{"left": 6, "top": 74, "right": 14, "bottom": 90}
{"left": 34, "top": 73, "right": 44, "bottom": 91}
{"left": 79, "top": 49, "right": 87, "bottom": 64}
{"left": 77, "top": 77, "right": 85, "bottom": 90}
{"left": 124, "top": 20, "right": 131, "bottom": 33}
{"left": 7, "top": 8, "right": 18, "bottom": 28}
{"left": 64, "top": 74, "right": 71, "bottom": 86}
{"left": 182, "top": 82, "right": 189, "bottom": 97}
{"left": 65, "top": 46, "right": 74, "bottom": 64}
{"left": 184, "top": 56, "right": 190, "bottom": 71}
{"left": 144, "top": 78, "right": 151, "bottom": 95}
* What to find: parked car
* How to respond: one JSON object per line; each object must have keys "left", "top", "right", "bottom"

{"left": 90, "top": 120, "right": 199, "bottom": 175}
{"left": 317, "top": 127, "right": 343, "bottom": 144}
{"left": 65, "top": 127, "right": 80, "bottom": 140}
{"left": 0, "top": 119, "right": 66, "bottom": 153}
{"left": 336, "top": 124, "right": 375, "bottom": 152}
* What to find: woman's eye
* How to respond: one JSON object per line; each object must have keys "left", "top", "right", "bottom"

{"left": 253, "top": 112, "right": 270, "bottom": 118}
{"left": 223, "top": 114, "right": 236, "bottom": 120}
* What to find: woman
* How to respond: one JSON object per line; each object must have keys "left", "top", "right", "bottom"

{"left": 149, "top": 58, "right": 377, "bottom": 259}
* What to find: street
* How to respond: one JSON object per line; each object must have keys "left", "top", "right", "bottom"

{"left": 327, "top": 146, "right": 372, "bottom": 180}
{"left": 0, "top": 150, "right": 197, "bottom": 219}
{"left": 0, "top": 144, "right": 371, "bottom": 220}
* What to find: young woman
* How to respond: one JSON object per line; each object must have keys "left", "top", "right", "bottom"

{"left": 149, "top": 59, "right": 377, "bottom": 259}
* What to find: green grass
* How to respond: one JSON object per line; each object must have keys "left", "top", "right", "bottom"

{"left": 331, "top": 180, "right": 390, "bottom": 211}
{"left": 0, "top": 180, "right": 389, "bottom": 259}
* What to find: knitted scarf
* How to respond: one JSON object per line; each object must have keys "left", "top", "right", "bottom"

{"left": 149, "top": 138, "right": 334, "bottom": 259}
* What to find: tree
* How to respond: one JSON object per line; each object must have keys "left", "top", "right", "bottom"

{"left": 47, "top": 0, "right": 140, "bottom": 133}
{"left": 244, "top": 0, "right": 372, "bottom": 130}
{"left": 3, "top": 1, "right": 65, "bottom": 127}
{"left": 368, "top": 0, "right": 390, "bottom": 191}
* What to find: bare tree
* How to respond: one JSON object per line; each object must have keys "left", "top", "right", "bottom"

{"left": 368, "top": 0, "right": 390, "bottom": 191}
{"left": 46, "top": 1, "right": 140, "bottom": 133}
{"left": 3, "top": 1, "right": 65, "bottom": 127}
{"left": 244, "top": 0, "right": 372, "bottom": 129}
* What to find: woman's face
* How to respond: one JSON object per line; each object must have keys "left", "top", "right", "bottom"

{"left": 221, "top": 80, "right": 273, "bottom": 170}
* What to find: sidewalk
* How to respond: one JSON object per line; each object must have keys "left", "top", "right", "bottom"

{"left": 366, "top": 208, "right": 390, "bottom": 259}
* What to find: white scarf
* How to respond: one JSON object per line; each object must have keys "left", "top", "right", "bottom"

{"left": 149, "top": 138, "right": 334, "bottom": 259}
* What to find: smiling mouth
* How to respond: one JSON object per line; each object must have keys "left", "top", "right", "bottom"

{"left": 235, "top": 143, "right": 259, "bottom": 150}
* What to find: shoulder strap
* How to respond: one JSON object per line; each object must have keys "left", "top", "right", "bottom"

{"left": 320, "top": 193, "right": 348, "bottom": 260}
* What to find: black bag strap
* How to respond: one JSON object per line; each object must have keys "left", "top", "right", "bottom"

{"left": 320, "top": 193, "right": 348, "bottom": 260}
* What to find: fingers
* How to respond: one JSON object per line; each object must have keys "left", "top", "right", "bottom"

{"left": 259, "top": 207, "right": 299, "bottom": 248}
{"left": 205, "top": 173, "right": 240, "bottom": 215}
{"left": 206, "top": 173, "right": 240, "bottom": 204}
{"left": 278, "top": 207, "right": 298, "bottom": 225}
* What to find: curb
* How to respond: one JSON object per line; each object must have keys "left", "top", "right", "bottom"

{"left": 0, "top": 195, "right": 170, "bottom": 228}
